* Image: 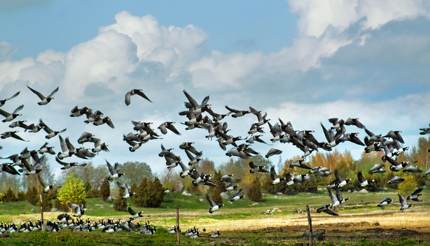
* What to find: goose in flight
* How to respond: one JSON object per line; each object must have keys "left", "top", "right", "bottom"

{"left": 57, "top": 135, "right": 75, "bottom": 159}
{"left": 39, "top": 119, "right": 66, "bottom": 139}
{"left": 0, "top": 91, "right": 20, "bottom": 107}
{"left": 55, "top": 156, "right": 88, "bottom": 170}
{"left": 377, "top": 197, "right": 392, "bottom": 208}
{"left": 127, "top": 207, "right": 143, "bottom": 220}
{"left": 27, "top": 85, "right": 59, "bottom": 105}
{"left": 398, "top": 193, "right": 411, "bottom": 211}
{"left": 316, "top": 204, "right": 339, "bottom": 216}
{"left": 407, "top": 187, "right": 423, "bottom": 202}
{"left": 125, "top": 89, "right": 151, "bottom": 106}
{"left": 265, "top": 148, "right": 282, "bottom": 158}
{"left": 0, "top": 131, "right": 27, "bottom": 141}
{"left": 158, "top": 122, "right": 180, "bottom": 135}
{"left": 0, "top": 104, "right": 24, "bottom": 122}
{"left": 37, "top": 174, "right": 53, "bottom": 193}
{"left": 106, "top": 160, "right": 123, "bottom": 181}
{"left": 206, "top": 194, "right": 222, "bottom": 213}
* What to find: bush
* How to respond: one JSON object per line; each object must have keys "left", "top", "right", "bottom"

{"left": 246, "top": 176, "right": 262, "bottom": 202}
{"left": 57, "top": 173, "right": 86, "bottom": 207}
{"left": 208, "top": 171, "right": 224, "bottom": 204}
{"left": 134, "top": 177, "right": 165, "bottom": 207}
{"left": 113, "top": 187, "right": 128, "bottom": 211}
{"left": 146, "top": 178, "right": 164, "bottom": 207}
{"left": 4, "top": 187, "right": 17, "bottom": 202}
{"left": 100, "top": 178, "right": 110, "bottom": 201}
{"left": 26, "top": 186, "right": 39, "bottom": 205}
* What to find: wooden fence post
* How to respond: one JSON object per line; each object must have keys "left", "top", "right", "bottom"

{"left": 40, "top": 193, "right": 45, "bottom": 231}
{"left": 176, "top": 207, "right": 180, "bottom": 245}
{"left": 306, "top": 205, "right": 314, "bottom": 246}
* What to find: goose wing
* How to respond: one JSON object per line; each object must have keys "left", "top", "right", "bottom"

{"left": 13, "top": 104, "right": 24, "bottom": 114}
{"left": 48, "top": 86, "right": 59, "bottom": 97}
{"left": 27, "top": 85, "right": 46, "bottom": 100}
{"left": 134, "top": 89, "right": 152, "bottom": 102}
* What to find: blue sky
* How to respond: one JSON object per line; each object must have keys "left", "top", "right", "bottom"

{"left": 0, "top": 0, "right": 429, "bottom": 177}
{"left": 0, "top": 0, "right": 297, "bottom": 58}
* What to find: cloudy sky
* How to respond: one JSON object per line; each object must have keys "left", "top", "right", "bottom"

{"left": 0, "top": 0, "right": 429, "bottom": 177}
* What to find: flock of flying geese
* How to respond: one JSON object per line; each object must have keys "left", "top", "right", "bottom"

{"left": 0, "top": 85, "right": 429, "bottom": 236}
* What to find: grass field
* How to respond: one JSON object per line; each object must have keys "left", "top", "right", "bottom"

{"left": 1, "top": 190, "right": 430, "bottom": 245}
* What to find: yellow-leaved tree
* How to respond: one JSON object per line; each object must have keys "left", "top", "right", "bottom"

{"left": 57, "top": 173, "right": 87, "bottom": 207}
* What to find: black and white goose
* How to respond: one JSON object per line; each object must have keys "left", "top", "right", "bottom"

{"left": 407, "top": 187, "right": 423, "bottom": 202}
{"left": 377, "top": 197, "right": 392, "bottom": 208}
{"left": 69, "top": 203, "right": 85, "bottom": 217}
{"left": 106, "top": 160, "right": 123, "bottom": 181}
{"left": 0, "top": 104, "right": 24, "bottom": 122}
{"left": 398, "top": 193, "right": 411, "bottom": 211}
{"left": 225, "top": 106, "right": 249, "bottom": 118}
{"left": 0, "top": 131, "right": 27, "bottom": 141}
{"left": 55, "top": 156, "right": 88, "bottom": 170}
{"left": 229, "top": 189, "right": 243, "bottom": 202}
{"left": 210, "top": 230, "right": 221, "bottom": 238}
{"left": 265, "top": 148, "right": 282, "bottom": 158}
{"left": 117, "top": 182, "right": 134, "bottom": 199}
{"left": 125, "top": 89, "right": 151, "bottom": 106}
{"left": 57, "top": 135, "right": 75, "bottom": 159}
{"left": 39, "top": 119, "right": 66, "bottom": 139}
{"left": 270, "top": 166, "right": 282, "bottom": 185}
{"left": 289, "top": 158, "right": 312, "bottom": 170}
{"left": 316, "top": 204, "right": 339, "bottom": 216}
{"left": 357, "top": 171, "right": 373, "bottom": 188}
{"left": 248, "top": 161, "right": 269, "bottom": 173}
{"left": 127, "top": 207, "right": 143, "bottom": 220}
{"left": 158, "top": 122, "right": 180, "bottom": 135}
{"left": 38, "top": 142, "right": 56, "bottom": 155}
{"left": 206, "top": 194, "right": 222, "bottom": 213}
{"left": 327, "top": 187, "right": 348, "bottom": 207}
{"left": 37, "top": 174, "right": 53, "bottom": 193}
{"left": 368, "top": 163, "right": 385, "bottom": 174}
{"left": 328, "top": 170, "right": 350, "bottom": 189}
{"left": 27, "top": 85, "right": 59, "bottom": 105}
{"left": 387, "top": 176, "right": 405, "bottom": 185}
{"left": 0, "top": 91, "right": 20, "bottom": 107}
{"left": 178, "top": 161, "right": 190, "bottom": 178}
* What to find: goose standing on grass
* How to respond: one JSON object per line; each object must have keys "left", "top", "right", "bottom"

{"left": 69, "top": 203, "right": 85, "bottom": 217}
{"left": 125, "top": 89, "right": 151, "bottom": 106}
{"left": 26, "top": 85, "right": 59, "bottom": 105}
{"left": 0, "top": 91, "right": 20, "bottom": 107}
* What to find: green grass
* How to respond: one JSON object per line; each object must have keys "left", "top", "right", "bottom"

{"left": 0, "top": 190, "right": 429, "bottom": 245}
